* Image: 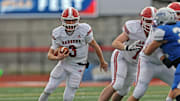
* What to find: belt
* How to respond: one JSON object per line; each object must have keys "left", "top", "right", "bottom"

{"left": 77, "top": 61, "right": 89, "bottom": 68}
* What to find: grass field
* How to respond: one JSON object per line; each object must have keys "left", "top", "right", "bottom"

{"left": 0, "top": 85, "right": 171, "bottom": 101}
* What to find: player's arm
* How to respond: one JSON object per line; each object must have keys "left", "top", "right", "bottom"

{"left": 144, "top": 27, "right": 168, "bottom": 55}
{"left": 47, "top": 48, "right": 59, "bottom": 60}
{"left": 89, "top": 39, "right": 108, "bottom": 72}
{"left": 47, "top": 48, "right": 67, "bottom": 60}
{"left": 112, "top": 32, "right": 129, "bottom": 50}
{"left": 160, "top": 55, "right": 173, "bottom": 68}
{"left": 144, "top": 40, "right": 165, "bottom": 55}
{"left": 48, "top": 35, "right": 68, "bottom": 60}
{"left": 112, "top": 32, "right": 142, "bottom": 51}
{"left": 155, "top": 48, "right": 173, "bottom": 68}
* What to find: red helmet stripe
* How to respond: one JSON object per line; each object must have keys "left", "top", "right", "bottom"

{"left": 62, "top": 9, "right": 69, "bottom": 17}
{"left": 72, "top": 8, "right": 79, "bottom": 17}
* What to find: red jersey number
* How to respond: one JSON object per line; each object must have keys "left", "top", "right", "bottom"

{"left": 132, "top": 46, "right": 143, "bottom": 60}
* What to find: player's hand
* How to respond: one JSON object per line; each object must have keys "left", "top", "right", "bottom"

{"left": 124, "top": 40, "right": 143, "bottom": 51}
{"left": 100, "top": 61, "right": 108, "bottom": 72}
{"left": 56, "top": 52, "right": 69, "bottom": 60}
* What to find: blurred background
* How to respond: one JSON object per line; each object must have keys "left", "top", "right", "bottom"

{"left": 0, "top": 0, "right": 177, "bottom": 82}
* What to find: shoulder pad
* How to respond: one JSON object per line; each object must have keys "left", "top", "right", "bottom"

{"left": 124, "top": 20, "right": 141, "bottom": 34}
{"left": 52, "top": 26, "right": 64, "bottom": 39}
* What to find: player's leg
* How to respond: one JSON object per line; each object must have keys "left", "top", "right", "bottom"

{"left": 127, "top": 58, "right": 154, "bottom": 101}
{"left": 38, "top": 76, "right": 66, "bottom": 101}
{"left": 98, "top": 50, "right": 119, "bottom": 101}
{"left": 174, "top": 88, "right": 180, "bottom": 101}
{"left": 98, "top": 84, "right": 116, "bottom": 101}
{"left": 156, "top": 65, "right": 175, "bottom": 101}
{"left": 166, "top": 89, "right": 174, "bottom": 101}
{"left": 39, "top": 62, "right": 66, "bottom": 101}
{"left": 63, "top": 65, "right": 85, "bottom": 101}
{"left": 127, "top": 78, "right": 149, "bottom": 101}
{"left": 112, "top": 62, "right": 137, "bottom": 101}
{"left": 111, "top": 92, "right": 124, "bottom": 101}
{"left": 172, "top": 64, "right": 180, "bottom": 101}
{"left": 63, "top": 86, "right": 77, "bottom": 101}
{"left": 99, "top": 50, "right": 128, "bottom": 101}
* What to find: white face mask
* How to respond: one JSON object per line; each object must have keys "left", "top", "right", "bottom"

{"left": 142, "top": 17, "right": 153, "bottom": 33}
{"left": 62, "top": 19, "right": 79, "bottom": 32}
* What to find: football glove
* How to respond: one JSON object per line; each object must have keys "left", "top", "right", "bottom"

{"left": 124, "top": 40, "right": 143, "bottom": 51}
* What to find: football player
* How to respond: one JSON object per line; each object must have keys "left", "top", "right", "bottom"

{"left": 127, "top": 8, "right": 175, "bottom": 101}
{"left": 98, "top": 6, "right": 156, "bottom": 101}
{"left": 38, "top": 7, "right": 108, "bottom": 101}
{"left": 144, "top": 7, "right": 180, "bottom": 101}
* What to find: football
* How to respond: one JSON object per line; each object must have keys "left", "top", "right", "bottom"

{"left": 54, "top": 46, "right": 69, "bottom": 56}
{"left": 59, "top": 46, "right": 69, "bottom": 54}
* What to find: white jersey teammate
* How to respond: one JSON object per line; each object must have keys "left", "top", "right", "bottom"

{"left": 127, "top": 27, "right": 175, "bottom": 101}
{"left": 98, "top": 7, "right": 156, "bottom": 101}
{"left": 38, "top": 7, "right": 108, "bottom": 101}
{"left": 127, "top": 3, "right": 180, "bottom": 101}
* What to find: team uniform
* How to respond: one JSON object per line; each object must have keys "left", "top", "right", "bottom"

{"left": 153, "top": 21, "right": 180, "bottom": 90}
{"left": 40, "top": 23, "right": 94, "bottom": 101}
{"left": 39, "top": 7, "right": 108, "bottom": 101}
{"left": 111, "top": 20, "right": 146, "bottom": 95}
{"left": 132, "top": 28, "right": 175, "bottom": 99}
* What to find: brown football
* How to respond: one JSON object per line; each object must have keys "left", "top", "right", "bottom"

{"left": 59, "top": 46, "right": 69, "bottom": 54}
{"left": 54, "top": 46, "right": 69, "bottom": 56}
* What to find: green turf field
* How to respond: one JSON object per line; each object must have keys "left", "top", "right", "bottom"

{"left": 0, "top": 85, "right": 170, "bottom": 101}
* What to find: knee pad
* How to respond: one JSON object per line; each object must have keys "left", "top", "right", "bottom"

{"left": 133, "top": 81, "right": 148, "bottom": 99}
{"left": 117, "top": 86, "right": 131, "bottom": 96}
{"left": 112, "top": 77, "right": 125, "bottom": 91}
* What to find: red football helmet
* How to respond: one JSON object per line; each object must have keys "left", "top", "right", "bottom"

{"left": 167, "top": 2, "right": 180, "bottom": 21}
{"left": 61, "top": 7, "right": 80, "bottom": 32}
{"left": 140, "top": 6, "right": 157, "bottom": 34}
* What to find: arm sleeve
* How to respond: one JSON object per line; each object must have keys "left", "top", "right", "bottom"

{"left": 122, "top": 24, "right": 130, "bottom": 34}
{"left": 152, "top": 28, "right": 165, "bottom": 41}
{"left": 85, "top": 25, "right": 94, "bottom": 43}
{"left": 122, "top": 22, "right": 131, "bottom": 36}
{"left": 50, "top": 38, "right": 59, "bottom": 50}
{"left": 50, "top": 29, "right": 59, "bottom": 50}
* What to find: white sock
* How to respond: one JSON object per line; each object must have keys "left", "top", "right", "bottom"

{"left": 38, "top": 92, "right": 50, "bottom": 101}
{"left": 166, "top": 96, "right": 173, "bottom": 101}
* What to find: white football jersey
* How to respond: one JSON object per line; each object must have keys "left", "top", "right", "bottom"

{"left": 50, "top": 23, "right": 94, "bottom": 65}
{"left": 140, "top": 28, "right": 163, "bottom": 65}
{"left": 118, "top": 20, "right": 147, "bottom": 63}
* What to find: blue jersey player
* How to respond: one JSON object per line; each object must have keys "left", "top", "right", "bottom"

{"left": 144, "top": 7, "right": 180, "bottom": 101}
